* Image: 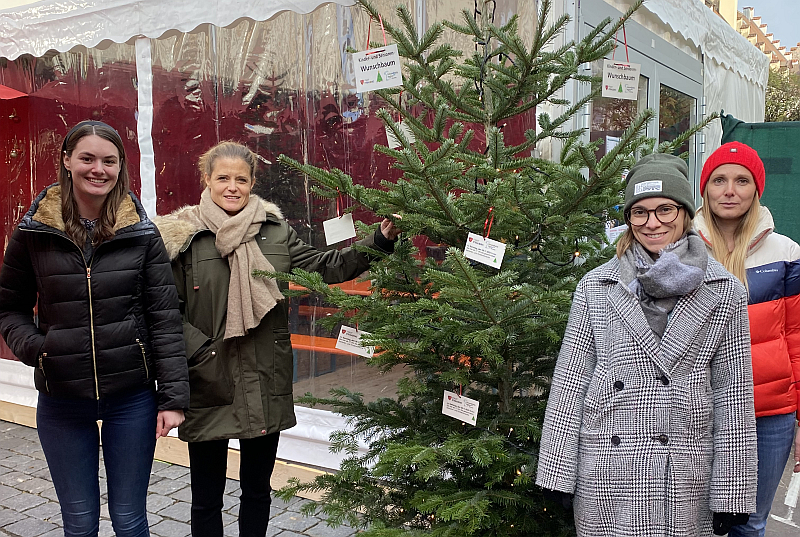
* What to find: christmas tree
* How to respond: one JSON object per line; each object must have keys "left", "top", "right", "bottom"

{"left": 259, "top": 0, "right": 708, "bottom": 534}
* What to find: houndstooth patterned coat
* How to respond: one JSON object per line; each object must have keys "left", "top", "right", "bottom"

{"left": 536, "top": 256, "right": 757, "bottom": 537}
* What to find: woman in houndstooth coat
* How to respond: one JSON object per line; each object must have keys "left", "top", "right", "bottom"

{"left": 536, "top": 154, "right": 758, "bottom": 537}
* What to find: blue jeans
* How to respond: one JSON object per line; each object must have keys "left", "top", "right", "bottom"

{"left": 37, "top": 389, "right": 157, "bottom": 537}
{"left": 729, "top": 412, "right": 796, "bottom": 537}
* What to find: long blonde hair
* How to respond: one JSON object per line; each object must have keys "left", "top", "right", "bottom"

{"left": 698, "top": 190, "right": 761, "bottom": 289}
{"left": 615, "top": 211, "right": 693, "bottom": 258}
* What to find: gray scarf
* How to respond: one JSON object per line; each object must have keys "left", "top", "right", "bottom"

{"left": 619, "top": 231, "right": 708, "bottom": 338}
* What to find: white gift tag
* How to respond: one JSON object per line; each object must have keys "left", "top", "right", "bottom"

{"left": 322, "top": 213, "right": 357, "bottom": 245}
{"left": 442, "top": 390, "right": 479, "bottom": 425}
{"left": 601, "top": 60, "right": 641, "bottom": 101}
{"left": 335, "top": 325, "right": 375, "bottom": 358}
{"left": 386, "top": 122, "right": 416, "bottom": 149}
{"left": 352, "top": 44, "right": 404, "bottom": 93}
{"left": 463, "top": 232, "right": 505, "bottom": 269}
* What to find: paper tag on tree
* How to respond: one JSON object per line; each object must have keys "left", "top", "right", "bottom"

{"left": 323, "top": 213, "right": 357, "bottom": 245}
{"left": 601, "top": 60, "right": 641, "bottom": 100}
{"left": 442, "top": 390, "right": 479, "bottom": 425}
{"left": 335, "top": 325, "right": 375, "bottom": 358}
{"left": 463, "top": 232, "right": 505, "bottom": 269}
{"left": 353, "top": 44, "right": 403, "bottom": 93}
{"left": 386, "top": 122, "right": 416, "bottom": 149}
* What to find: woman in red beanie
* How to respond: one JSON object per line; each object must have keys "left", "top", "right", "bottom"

{"left": 695, "top": 141, "right": 800, "bottom": 537}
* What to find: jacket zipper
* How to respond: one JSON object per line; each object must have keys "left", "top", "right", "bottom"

{"left": 136, "top": 338, "right": 149, "bottom": 379}
{"left": 86, "top": 266, "right": 100, "bottom": 399}
{"left": 22, "top": 227, "right": 101, "bottom": 399}
{"left": 38, "top": 352, "right": 49, "bottom": 392}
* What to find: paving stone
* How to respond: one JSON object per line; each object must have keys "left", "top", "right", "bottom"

{"left": 148, "top": 479, "right": 186, "bottom": 496}
{"left": 222, "top": 495, "right": 238, "bottom": 512}
{"left": 0, "top": 466, "right": 15, "bottom": 477}
{"left": 0, "top": 484, "right": 22, "bottom": 501}
{"left": 221, "top": 512, "right": 235, "bottom": 527}
{"left": 10, "top": 429, "right": 39, "bottom": 442}
{"left": 0, "top": 455, "right": 35, "bottom": 469}
{"left": 10, "top": 443, "right": 43, "bottom": 458}
{"left": 147, "top": 494, "right": 174, "bottom": 513}
{"left": 171, "top": 487, "right": 192, "bottom": 503}
{"left": 0, "top": 508, "right": 26, "bottom": 528}
{"left": 15, "top": 479, "right": 51, "bottom": 495}
{"left": 29, "top": 470, "right": 50, "bottom": 482}
{"left": 37, "top": 529, "right": 63, "bottom": 537}
{"left": 97, "top": 466, "right": 106, "bottom": 479}
{"left": 150, "top": 519, "right": 191, "bottom": 537}
{"left": 304, "top": 522, "right": 357, "bottom": 537}
{"left": 270, "top": 511, "right": 320, "bottom": 533}
{"left": 227, "top": 503, "right": 240, "bottom": 517}
{"left": 154, "top": 465, "right": 190, "bottom": 480}
{"left": 147, "top": 512, "right": 163, "bottom": 526}
{"left": 157, "top": 501, "right": 191, "bottom": 523}
{"left": 44, "top": 513, "right": 60, "bottom": 527}
{"left": 268, "top": 505, "right": 283, "bottom": 519}
{"left": 0, "top": 449, "right": 16, "bottom": 461}
{"left": 3, "top": 492, "right": 46, "bottom": 512}
{"left": 265, "top": 526, "right": 282, "bottom": 537}
{"left": 20, "top": 503, "right": 60, "bottom": 521}
{"left": 223, "top": 480, "right": 240, "bottom": 496}
{"left": 151, "top": 461, "right": 171, "bottom": 474}
{"left": 37, "top": 489, "right": 57, "bottom": 503}
{"left": 223, "top": 521, "right": 238, "bottom": 537}
{"left": 98, "top": 478, "right": 107, "bottom": 497}
{"left": 99, "top": 504, "right": 109, "bottom": 520}
{"left": 98, "top": 519, "right": 114, "bottom": 537}
{"left": 3, "top": 516, "right": 57, "bottom": 537}
{"left": 148, "top": 474, "right": 163, "bottom": 486}
{"left": 269, "top": 495, "right": 301, "bottom": 511}
{"left": 0, "top": 472, "right": 32, "bottom": 487}
{"left": 0, "top": 438, "right": 29, "bottom": 451}
{"left": 272, "top": 531, "right": 305, "bottom": 537}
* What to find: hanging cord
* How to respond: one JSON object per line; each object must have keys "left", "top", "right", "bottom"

{"left": 611, "top": 22, "right": 630, "bottom": 63}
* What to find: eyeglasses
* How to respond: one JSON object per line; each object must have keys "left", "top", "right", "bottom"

{"left": 626, "top": 204, "right": 683, "bottom": 226}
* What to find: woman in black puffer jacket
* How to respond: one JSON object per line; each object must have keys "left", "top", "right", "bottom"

{"left": 0, "top": 120, "right": 189, "bottom": 537}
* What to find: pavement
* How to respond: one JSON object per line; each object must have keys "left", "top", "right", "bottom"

{"left": 0, "top": 420, "right": 358, "bottom": 537}
{"left": 0, "top": 417, "right": 798, "bottom": 537}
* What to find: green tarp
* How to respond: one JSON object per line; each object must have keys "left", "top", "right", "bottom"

{"left": 721, "top": 112, "right": 800, "bottom": 243}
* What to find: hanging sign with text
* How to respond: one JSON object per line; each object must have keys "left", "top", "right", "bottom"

{"left": 601, "top": 60, "right": 641, "bottom": 101}
{"left": 353, "top": 44, "right": 403, "bottom": 93}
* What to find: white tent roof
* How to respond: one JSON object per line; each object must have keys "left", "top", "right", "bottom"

{"left": 642, "top": 0, "right": 768, "bottom": 87}
{"left": 0, "top": 0, "right": 354, "bottom": 59}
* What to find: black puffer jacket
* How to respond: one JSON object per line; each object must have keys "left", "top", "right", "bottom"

{"left": 0, "top": 185, "right": 189, "bottom": 410}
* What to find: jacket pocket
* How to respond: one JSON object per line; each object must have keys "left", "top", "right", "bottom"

{"left": 188, "top": 342, "right": 234, "bottom": 408}
{"left": 272, "top": 331, "right": 294, "bottom": 396}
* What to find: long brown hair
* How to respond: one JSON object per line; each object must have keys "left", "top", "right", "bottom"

{"left": 698, "top": 190, "right": 761, "bottom": 289}
{"left": 615, "top": 211, "right": 693, "bottom": 258}
{"left": 59, "top": 121, "right": 130, "bottom": 246}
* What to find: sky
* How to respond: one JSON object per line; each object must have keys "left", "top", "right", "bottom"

{"left": 738, "top": 0, "right": 800, "bottom": 51}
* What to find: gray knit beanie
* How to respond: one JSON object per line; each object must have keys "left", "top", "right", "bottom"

{"left": 623, "top": 153, "right": 695, "bottom": 218}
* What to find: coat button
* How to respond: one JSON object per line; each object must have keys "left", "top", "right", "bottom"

{"left": 613, "top": 380, "right": 624, "bottom": 391}
{"left": 660, "top": 375, "right": 669, "bottom": 386}
{"left": 211, "top": 351, "right": 216, "bottom": 356}
{"left": 261, "top": 429, "right": 266, "bottom": 434}
{"left": 658, "top": 434, "right": 669, "bottom": 445}
{"left": 611, "top": 435, "right": 620, "bottom": 446}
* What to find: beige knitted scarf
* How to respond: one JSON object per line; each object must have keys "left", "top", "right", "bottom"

{"left": 197, "top": 189, "right": 284, "bottom": 339}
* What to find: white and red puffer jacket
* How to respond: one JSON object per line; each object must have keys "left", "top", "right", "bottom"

{"left": 695, "top": 206, "right": 800, "bottom": 418}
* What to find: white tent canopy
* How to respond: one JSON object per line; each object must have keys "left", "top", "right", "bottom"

{"left": 0, "top": 0, "right": 354, "bottom": 59}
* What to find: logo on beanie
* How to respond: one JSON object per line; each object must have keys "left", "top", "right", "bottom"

{"left": 634, "top": 180, "right": 662, "bottom": 195}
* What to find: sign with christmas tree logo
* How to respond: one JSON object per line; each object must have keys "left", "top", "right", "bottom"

{"left": 602, "top": 59, "right": 641, "bottom": 100}
{"left": 352, "top": 43, "right": 403, "bottom": 92}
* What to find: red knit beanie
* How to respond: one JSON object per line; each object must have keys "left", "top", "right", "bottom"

{"left": 700, "top": 142, "right": 765, "bottom": 196}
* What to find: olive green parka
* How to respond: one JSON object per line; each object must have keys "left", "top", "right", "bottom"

{"left": 155, "top": 199, "right": 393, "bottom": 443}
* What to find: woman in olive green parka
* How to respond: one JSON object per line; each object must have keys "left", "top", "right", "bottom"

{"left": 155, "top": 141, "right": 399, "bottom": 537}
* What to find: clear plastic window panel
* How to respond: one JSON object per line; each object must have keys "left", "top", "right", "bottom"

{"left": 0, "top": 43, "right": 139, "bottom": 361}
{"left": 0, "top": 0, "right": 538, "bottom": 401}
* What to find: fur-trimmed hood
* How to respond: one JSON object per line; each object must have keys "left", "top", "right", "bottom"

{"left": 19, "top": 184, "right": 150, "bottom": 236}
{"left": 153, "top": 196, "right": 284, "bottom": 261}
